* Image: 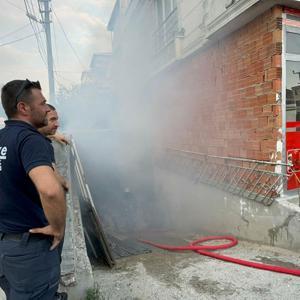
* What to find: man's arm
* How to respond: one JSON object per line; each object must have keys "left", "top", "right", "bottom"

{"left": 53, "top": 163, "right": 69, "bottom": 191}
{"left": 49, "top": 132, "right": 70, "bottom": 145}
{"left": 28, "top": 165, "right": 66, "bottom": 250}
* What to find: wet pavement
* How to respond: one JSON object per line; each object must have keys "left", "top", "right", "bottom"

{"left": 92, "top": 234, "right": 300, "bottom": 300}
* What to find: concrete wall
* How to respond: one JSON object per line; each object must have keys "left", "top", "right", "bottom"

{"left": 53, "top": 142, "right": 94, "bottom": 299}
{"left": 154, "top": 166, "right": 300, "bottom": 251}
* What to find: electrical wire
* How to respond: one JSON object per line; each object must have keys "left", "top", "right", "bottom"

{"left": 21, "top": 1, "right": 83, "bottom": 89}
{"left": 52, "top": 16, "right": 60, "bottom": 69}
{"left": 0, "top": 31, "right": 42, "bottom": 47}
{"left": 28, "top": 0, "right": 37, "bottom": 17}
{"left": 0, "top": 23, "right": 31, "bottom": 41}
{"left": 53, "top": 70, "right": 83, "bottom": 74}
{"left": 4, "top": 0, "right": 26, "bottom": 12}
{"left": 24, "top": 0, "right": 47, "bottom": 66}
{"left": 31, "top": 0, "right": 47, "bottom": 60}
{"left": 53, "top": 9, "right": 86, "bottom": 69}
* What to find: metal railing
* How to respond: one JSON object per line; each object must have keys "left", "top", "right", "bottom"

{"left": 157, "top": 148, "right": 295, "bottom": 206}
{"left": 69, "top": 140, "right": 115, "bottom": 267}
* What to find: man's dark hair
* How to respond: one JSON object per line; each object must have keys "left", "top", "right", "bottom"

{"left": 47, "top": 104, "right": 56, "bottom": 111}
{"left": 1, "top": 79, "right": 41, "bottom": 118}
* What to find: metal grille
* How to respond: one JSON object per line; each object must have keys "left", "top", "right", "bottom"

{"left": 70, "top": 140, "right": 115, "bottom": 267}
{"left": 157, "top": 148, "right": 294, "bottom": 206}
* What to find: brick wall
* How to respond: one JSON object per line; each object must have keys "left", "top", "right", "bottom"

{"left": 150, "top": 6, "right": 283, "bottom": 162}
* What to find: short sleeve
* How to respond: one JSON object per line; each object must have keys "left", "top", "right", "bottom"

{"left": 19, "top": 134, "right": 53, "bottom": 174}
{"left": 48, "top": 142, "right": 55, "bottom": 163}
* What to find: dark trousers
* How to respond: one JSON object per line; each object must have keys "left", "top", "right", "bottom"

{"left": 0, "top": 233, "right": 60, "bottom": 300}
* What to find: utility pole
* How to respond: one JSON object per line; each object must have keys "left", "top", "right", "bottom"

{"left": 39, "top": 0, "right": 55, "bottom": 103}
{"left": 27, "top": 0, "right": 55, "bottom": 102}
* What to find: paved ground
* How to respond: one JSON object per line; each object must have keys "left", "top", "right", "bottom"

{"left": 92, "top": 233, "right": 300, "bottom": 300}
{"left": 1, "top": 234, "right": 300, "bottom": 299}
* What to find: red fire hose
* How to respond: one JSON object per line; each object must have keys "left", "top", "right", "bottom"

{"left": 140, "top": 236, "right": 300, "bottom": 277}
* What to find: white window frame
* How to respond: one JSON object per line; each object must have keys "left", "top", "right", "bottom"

{"left": 157, "top": 0, "right": 177, "bottom": 24}
{"left": 282, "top": 12, "right": 300, "bottom": 195}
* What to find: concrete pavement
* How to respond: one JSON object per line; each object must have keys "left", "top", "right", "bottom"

{"left": 92, "top": 235, "right": 300, "bottom": 300}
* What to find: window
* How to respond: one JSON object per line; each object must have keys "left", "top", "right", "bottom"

{"left": 164, "top": 0, "right": 173, "bottom": 17}
{"left": 286, "top": 32, "right": 300, "bottom": 54}
{"left": 157, "top": 1, "right": 163, "bottom": 24}
{"left": 286, "top": 60, "right": 300, "bottom": 122}
{"left": 154, "top": 0, "right": 178, "bottom": 66}
{"left": 157, "top": 0, "right": 177, "bottom": 24}
{"left": 285, "top": 19, "right": 300, "bottom": 123}
{"left": 284, "top": 13, "right": 300, "bottom": 191}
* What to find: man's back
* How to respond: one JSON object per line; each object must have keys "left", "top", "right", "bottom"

{"left": 0, "top": 79, "right": 67, "bottom": 299}
{"left": 0, "top": 120, "right": 51, "bottom": 233}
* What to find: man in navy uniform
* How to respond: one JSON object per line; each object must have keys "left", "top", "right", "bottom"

{"left": 0, "top": 79, "right": 67, "bottom": 299}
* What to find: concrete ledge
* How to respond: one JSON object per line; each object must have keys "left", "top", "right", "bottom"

{"left": 53, "top": 142, "right": 94, "bottom": 299}
{"left": 153, "top": 167, "right": 300, "bottom": 251}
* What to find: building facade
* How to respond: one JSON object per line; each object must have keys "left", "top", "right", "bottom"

{"left": 108, "top": 0, "right": 300, "bottom": 196}
{"left": 107, "top": 2, "right": 300, "bottom": 248}
{"left": 105, "top": 0, "right": 300, "bottom": 250}
{"left": 81, "top": 53, "right": 112, "bottom": 89}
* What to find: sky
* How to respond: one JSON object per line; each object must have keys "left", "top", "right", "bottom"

{"left": 0, "top": 0, "right": 115, "bottom": 98}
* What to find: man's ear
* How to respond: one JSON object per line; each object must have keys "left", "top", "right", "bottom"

{"left": 17, "top": 101, "right": 30, "bottom": 115}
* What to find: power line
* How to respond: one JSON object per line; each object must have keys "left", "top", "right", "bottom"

{"left": 27, "top": 0, "right": 46, "bottom": 52}
{"left": 0, "top": 24, "right": 31, "bottom": 40}
{"left": 53, "top": 9, "right": 86, "bottom": 69}
{"left": 21, "top": 0, "right": 57, "bottom": 98}
{"left": 24, "top": 0, "right": 47, "bottom": 66}
{"left": 41, "top": 0, "right": 56, "bottom": 102}
{"left": 28, "top": 0, "right": 37, "bottom": 17}
{"left": 33, "top": 26, "right": 48, "bottom": 66}
{"left": 52, "top": 17, "right": 59, "bottom": 69}
{"left": 0, "top": 31, "right": 42, "bottom": 47}
{"left": 54, "top": 70, "right": 83, "bottom": 74}
{"left": 4, "top": 0, "right": 26, "bottom": 12}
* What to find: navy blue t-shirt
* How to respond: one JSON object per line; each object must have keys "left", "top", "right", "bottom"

{"left": 0, "top": 120, "right": 53, "bottom": 233}
{"left": 45, "top": 137, "right": 55, "bottom": 164}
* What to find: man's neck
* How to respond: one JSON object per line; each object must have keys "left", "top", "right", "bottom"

{"left": 10, "top": 116, "right": 33, "bottom": 127}
{"left": 38, "top": 127, "right": 48, "bottom": 136}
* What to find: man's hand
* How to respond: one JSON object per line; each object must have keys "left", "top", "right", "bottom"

{"left": 49, "top": 132, "right": 70, "bottom": 145}
{"left": 62, "top": 180, "right": 69, "bottom": 192}
{"left": 30, "top": 225, "right": 64, "bottom": 250}
{"left": 29, "top": 166, "right": 66, "bottom": 250}
{"left": 52, "top": 164, "right": 69, "bottom": 192}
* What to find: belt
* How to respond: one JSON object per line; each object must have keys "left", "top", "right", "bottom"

{"left": 0, "top": 232, "right": 49, "bottom": 241}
